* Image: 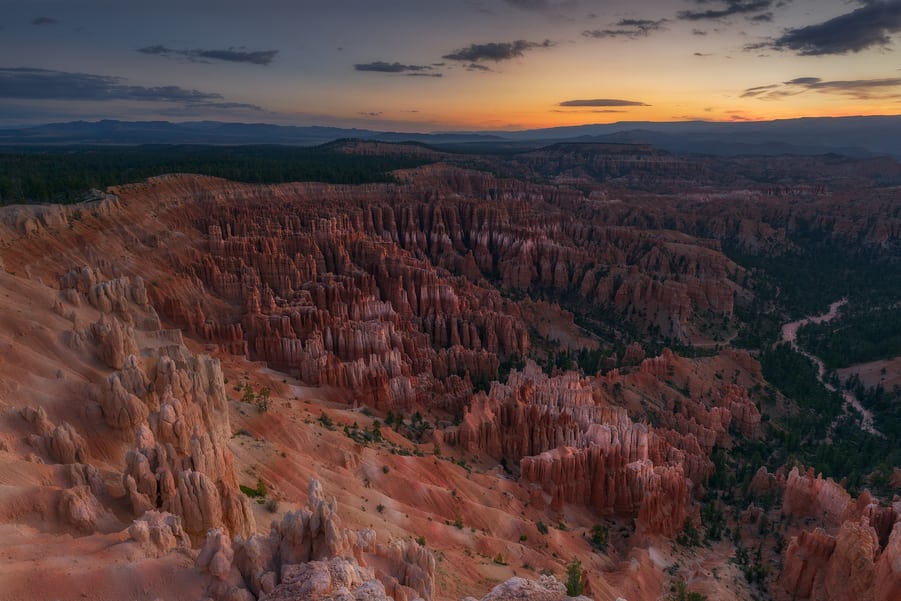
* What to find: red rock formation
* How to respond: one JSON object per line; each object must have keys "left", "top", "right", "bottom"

{"left": 205, "top": 479, "right": 436, "bottom": 601}
{"left": 781, "top": 527, "right": 837, "bottom": 599}
{"left": 783, "top": 466, "right": 851, "bottom": 527}
{"left": 128, "top": 511, "right": 191, "bottom": 558}
{"left": 780, "top": 467, "right": 900, "bottom": 601}
{"left": 824, "top": 518, "right": 879, "bottom": 601}
{"left": 875, "top": 521, "right": 901, "bottom": 601}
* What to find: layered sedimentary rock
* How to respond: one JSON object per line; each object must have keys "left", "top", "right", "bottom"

{"left": 55, "top": 273, "right": 255, "bottom": 540}
{"left": 780, "top": 467, "right": 901, "bottom": 601}
{"left": 875, "top": 521, "right": 901, "bottom": 601}
{"left": 783, "top": 467, "right": 852, "bottom": 527}
{"left": 200, "top": 479, "right": 435, "bottom": 601}
{"left": 86, "top": 170, "right": 746, "bottom": 420}
{"left": 442, "top": 355, "right": 759, "bottom": 536}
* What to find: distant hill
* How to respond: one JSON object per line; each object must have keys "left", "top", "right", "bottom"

{"left": 1, "top": 115, "right": 900, "bottom": 158}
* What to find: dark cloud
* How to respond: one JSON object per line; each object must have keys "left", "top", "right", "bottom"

{"left": 405, "top": 72, "right": 443, "bottom": 77}
{"left": 137, "top": 45, "right": 279, "bottom": 66}
{"left": 692, "top": 29, "right": 708, "bottom": 36}
{"left": 749, "top": 12, "right": 773, "bottom": 22}
{"left": 742, "top": 75, "right": 901, "bottom": 100}
{"left": 0, "top": 67, "right": 262, "bottom": 110}
{"left": 359, "top": 111, "right": 382, "bottom": 117}
{"left": 770, "top": 0, "right": 901, "bottom": 55}
{"left": 678, "top": 1, "right": 773, "bottom": 21}
{"left": 354, "top": 61, "right": 435, "bottom": 73}
{"left": 466, "top": 63, "right": 493, "bottom": 72}
{"left": 31, "top": 16, "right": 57, "bottom": 25}
{"left": 501, "top": 0, "right": 577, "bottom": 13}
{"left": 785, "top": 77, "right": 820, "bottom": 86}
{"left": 558, "top": 98, "right": 649, "bottom": 107}
{"left": 583, "top": 19, "right": 667, "bottom": 39}
{"left": 443, "top": 39, "right": 553, "bottom": 62}
{"left": 740, "top": 83, "right": 779, "bottom": 97}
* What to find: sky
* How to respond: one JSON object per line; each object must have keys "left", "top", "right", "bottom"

{"left": 1, "top": 0, "right": 900, "bottom": 131}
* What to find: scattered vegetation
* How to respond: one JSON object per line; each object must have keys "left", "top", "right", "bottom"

{"left": 318, "top": 411, "right": 334, "bottom": 430}
{"left": 239, "top": 478, "right": 268, "bottom": 499}
{"left": 564, "top": 557, "right": 584, "bottom": 596}
{"left": 666, "top": 581, "right": 707, "bottom": 601}
{"left": 676, "top": 519, "right": 702, "bottom": 548}
{"left": 588, "top": 524, "right": 608, "bottom": 552}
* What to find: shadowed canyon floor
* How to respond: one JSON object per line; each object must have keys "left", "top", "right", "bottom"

{"left": 0, "top": 149, "right": 899, "bottom": 601}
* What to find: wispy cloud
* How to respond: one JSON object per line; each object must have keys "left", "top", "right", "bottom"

{"left": 558, "top": 98, "right": 649, "bottom": 107}
{"left": 0, "top": 67, "right": 262, "bottom": 110}
{"left": 742, "top": 75, "right": 901, "bottom": 100}
{"left": 769, "top": 0, "right": 901, "bottom": 55}
{"left": 137, "top": 45, "right": 279, "bottom": 66}
{"left": 443, "top": 39, "right": 553, "bottom": 62}
{"left": 583, "top": 18, "right": 667, "bottom": 39}
{"left": 678, "top": 0, "right": 774, "bottom": 21}
{"left": 31, "top": 16, "right": 57, "bottom": 26}
{"left": 354, "top": 61, "right": 437, "bottom": 74}
{"left": 553, "top": 108, "right": 627, "bottom": 113}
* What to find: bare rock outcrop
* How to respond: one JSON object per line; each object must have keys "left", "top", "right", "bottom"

{"left": 57, "top": 485, "right": 108, "bottom": 532}
{"left": 94, "top": 372, "right": 149, "bottom": 429}
{"left": 783, "top": 467, "right": 851, "bottom": 527}
{"left": 128, "top": 510, "right": 191, "bottom": 557}
{"left": 91, "top": 313, "right": 139, "bottom": 370}
{"left": 780, "top": 475, "right": 901, "bottom": 601}
{"left": 47, "top": 421, "right": 88, "bottom": 464}
{"left": 875, "top": 521, "right": 901, "bottom": 601}
{"left": 259, "top": 558, "right": 392, "bottom": 601}
{"left": 824, "top": 518, "right": 880, "bottom": 601}
{"left": 474, "top": 575, "right": 591, "bottom": 601}
{"left": 202, "top": 480, "right": 434, "bottom": 601}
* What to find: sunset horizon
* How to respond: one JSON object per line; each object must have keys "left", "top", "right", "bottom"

{"left": 3, "top": 1, "right": 901, "bottom": 131}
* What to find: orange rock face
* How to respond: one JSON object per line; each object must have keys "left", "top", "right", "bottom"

{"left": 100, "top": 170, "right": 743, "bottom": 417}
{"left": 441, "top": 353, "right": 760, "bottom": 537}
{"left": 779, "top": 466, "right": 901, "bottom": 601}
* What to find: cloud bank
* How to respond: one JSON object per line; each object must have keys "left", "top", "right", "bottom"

{"left": 742, "top": 75, "right": 901, "bottom": 100}
{"left": 138, "top": 45, "right": 279, "bottom": 66}
{"left": 0, "top": 67, "right": 262, "bottom": 110}
{"left": 559, "top": 98, "right": 649, "bottom": 107}
{"left": 771, "top": 0, "right": 901, "bottom": 55}
{"left": 354, "top": 61, "right": 439, "bottom": 75}
{"left": 583, "top": 19, "right": 667, "bottom": 39}
{"left": 443, "top": 39, "right": 553, "bottom": 62}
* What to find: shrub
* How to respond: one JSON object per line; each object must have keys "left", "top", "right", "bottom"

{"left": 565, "top": 557, "right": 583, "bottom": 596}
{"left": 589, "top": 523, "right": 608, "bottom": 551}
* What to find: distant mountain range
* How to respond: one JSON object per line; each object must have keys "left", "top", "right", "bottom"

{"left": 2, "top": 115, "right": 900, "bottom": 158}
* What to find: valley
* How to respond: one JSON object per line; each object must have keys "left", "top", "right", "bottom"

{"left": 0, "top": 142, "right": 898, "bottom": 601}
